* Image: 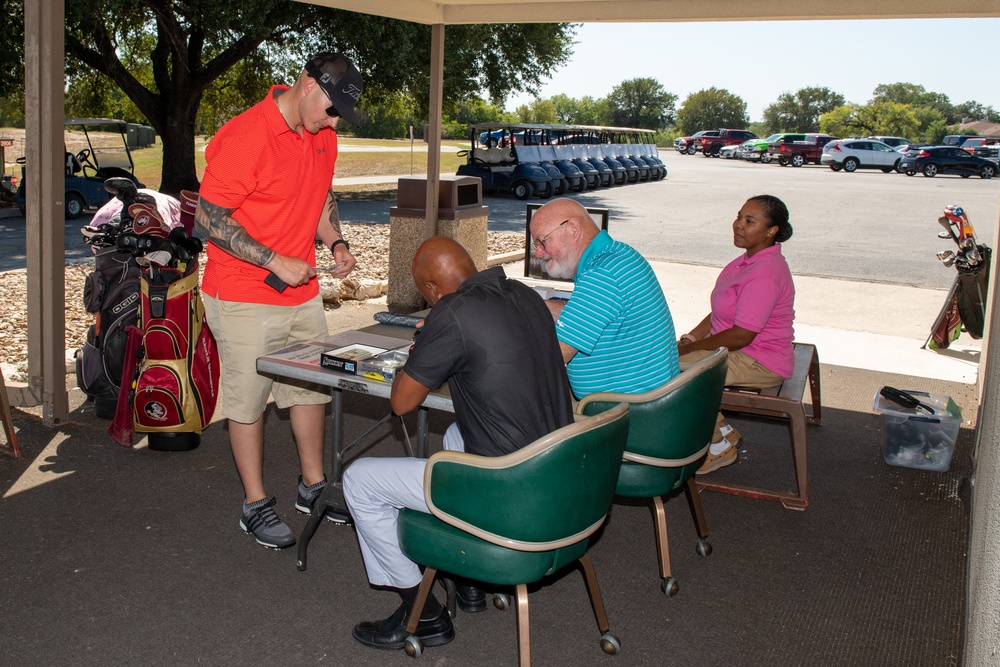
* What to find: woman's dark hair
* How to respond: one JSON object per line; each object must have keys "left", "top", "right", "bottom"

{"left": 748, "top": 194, "right": 793, "bottom": 243}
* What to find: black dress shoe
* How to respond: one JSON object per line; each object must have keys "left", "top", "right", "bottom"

{"left": 456, "top": 584, "right": 487, "bottom": 613}
{"left": 352, "top": 604, "right": 455, "bottom": 650}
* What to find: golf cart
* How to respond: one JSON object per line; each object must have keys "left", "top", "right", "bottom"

{"left": 458, "top": 123, "right": 562, "bottom": 200}
{"left": 16, "top": 118, "right": 145, "bottom": 219}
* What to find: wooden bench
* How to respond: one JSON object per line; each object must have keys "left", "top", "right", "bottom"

{"left": 695, "top": 342, "right": 821, "bottom": 510}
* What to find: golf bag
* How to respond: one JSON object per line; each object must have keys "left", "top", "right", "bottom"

{"left": 80, "top": 177, "right": 218, "bottom": 450}
{"left": 125, "top": 255, "right": 219, "bottom": 451}
{"left": 928, "top": 205, "right": 991, "bottom": 349}
{"left": 75, "top": 248, "right": 143, "bottom": 418}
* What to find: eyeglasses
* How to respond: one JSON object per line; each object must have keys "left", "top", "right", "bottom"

{"left": 532, "top": 219, "right": 568, "bottom": 252}
{"left": 324, "top": 103, "right": 341, "bottom": 119}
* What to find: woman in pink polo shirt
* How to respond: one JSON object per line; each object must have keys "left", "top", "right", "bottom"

{"left": 677, "top": 194, "right": 795, "bottom": 474}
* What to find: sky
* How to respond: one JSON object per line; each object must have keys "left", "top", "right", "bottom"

{"left": 505, "top": 18, "right": 1000, "bottom": 122}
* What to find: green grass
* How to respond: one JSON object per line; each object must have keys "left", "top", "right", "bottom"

{"left": 130, "top": 136, "right": 466, "bottom": 191}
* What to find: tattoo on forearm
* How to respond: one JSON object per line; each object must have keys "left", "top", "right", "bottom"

{"left": 195, "top": 198, "right": 275, "bottom": 267}
{"left": 327, "top": 188, "right": 342, "bottom": 236}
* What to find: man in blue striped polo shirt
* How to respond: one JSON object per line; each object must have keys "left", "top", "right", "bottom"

{"left": 530, "top": 198, "right": 680, "bottom": 398}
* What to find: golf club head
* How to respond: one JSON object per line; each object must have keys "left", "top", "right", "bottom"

{"left": 937, "top": 250, "right": 955, "bottom": 263}
{"left": 104, "top": 177, "right": 138, "bottom": 205}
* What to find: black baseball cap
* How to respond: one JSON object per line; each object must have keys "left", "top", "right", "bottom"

{"left": 304, "top": 52, "right": 363, "bottom": 127}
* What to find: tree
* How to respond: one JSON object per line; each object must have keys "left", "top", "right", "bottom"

{"left": 0, "top": 0, "right": 24, "bottom": 100}
{"left": 871, "top": 82, "right": 955, "bottom": 123}
{"left": 606, "top": 78, "right": 677, "bottom": 130}
{"left": 762, "top": 86, "right": 845, "bottom": 133}
{"left": 819, "top": 101, "right": 920, "bottom": 140}
{"left": 62, "top": 1, "right": 576, "bottom": 194}
{"left": 818, "top": 105, "right": 857, "bottom": 138}
{"left": 952, "top": 101, "right": 1000, "bottom": 124}
{"left": 674, "top": 88, "right": 748, "bottom": 135}
{"left": 515, "top": 99, "right": 558, "bottom": 124}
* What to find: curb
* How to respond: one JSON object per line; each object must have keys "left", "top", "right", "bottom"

{"left": 0, "top": 208, "right": 22, "bottom": 219}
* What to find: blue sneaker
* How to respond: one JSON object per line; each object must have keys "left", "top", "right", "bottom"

{"left": 240, "top": 496, "right": 295, "bottom": 549}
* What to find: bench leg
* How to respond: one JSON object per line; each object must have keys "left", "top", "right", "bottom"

{"left": 782, "top": 404, "right": 809, "bottom": 510}
{"left": 695, "top": 404, "right": 809, "bottom": 510}
{"left": 806, "top": 348, "right": 822, "bottom": 425}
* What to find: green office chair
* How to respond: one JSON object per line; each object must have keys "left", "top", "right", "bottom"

{"left": 397, "top": 402, "right": 631, "bottom": 666}
{"left": 576, "top": 347, "right": 728, "bottom": 596}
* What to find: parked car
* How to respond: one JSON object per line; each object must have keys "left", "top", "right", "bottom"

{"left": 821, "top": 139, "right": 901, "bottom": 173}
{"left": 744, "top": 133, "right": 806, "bottom": 163}
{"left": 674, "top": 130, "right": 719, "bottom": 155}
{"left": 768, "top": 134, "right": 838, "bottom": 167}
{"left": 696, "top": 128, "right": 758, "bottom": 158}
{"left": 973, "top": 144, "right": 1000, "bottom": 167}
{"left": 959, "top": 137, "right": 1000, "bottom": 153}
{"left": 942, "top": 134, "right": 984, "bottom": 147}
{"left": 869, "top": 136, "right": 913, "bottom": 148}
{"left": 897, "top": 146, "right": 997, "bottom": 179}
{"left": 720, "top": 139, "right": 753, "bottom": 159}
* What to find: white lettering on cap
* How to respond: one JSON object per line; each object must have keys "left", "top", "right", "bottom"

{"left": 320, "top": 73, "right": 333, "bottom": 84}
{"left": 343, "top": 83, "right": 361, "bottom": 102}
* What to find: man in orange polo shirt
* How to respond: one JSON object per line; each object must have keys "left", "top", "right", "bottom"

{"left": 195, "top": 52, "right": 362, "bottom": 549}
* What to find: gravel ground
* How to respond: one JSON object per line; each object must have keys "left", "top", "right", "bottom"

{"left": 0, "top": 224, "right": 524, "bottom": 378}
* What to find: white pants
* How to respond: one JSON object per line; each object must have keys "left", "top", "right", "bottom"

{"left": 342, "top": 422, "right": 465, "bottom": 589}
{"left": 343, "top": 456, "right": 430, "bottom": 588}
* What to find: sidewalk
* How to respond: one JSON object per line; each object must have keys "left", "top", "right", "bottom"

{"left": 506, "top": 259, "right": 981, "bottom": 385}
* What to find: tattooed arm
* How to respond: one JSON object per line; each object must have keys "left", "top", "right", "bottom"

{"left": 315, "top": 188, "right": 356, "bottom": 278}
{"left": 195, "top": 195, "right": 316, "bottom": 287}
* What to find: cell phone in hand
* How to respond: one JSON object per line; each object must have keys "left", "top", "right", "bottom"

{"left": 264, "top": 272, "right": 287, "bottom": 292}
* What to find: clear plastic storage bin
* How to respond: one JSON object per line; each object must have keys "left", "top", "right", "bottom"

{"left": 873, "top": 389, "right": 961, "bottom": 472}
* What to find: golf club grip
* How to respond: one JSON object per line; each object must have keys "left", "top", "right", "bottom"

{"left": 264, "top": 271, "right": 288, "bottom": 293}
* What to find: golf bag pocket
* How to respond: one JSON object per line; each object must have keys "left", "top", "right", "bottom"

{"left": 83, "top": 272, "right": 105, "bottom": 313}
{"left": 77, "top": 340, "right": 114, "bottom": 398}
{"left": 134, "top": 362, "right": 187, "bottom": 428}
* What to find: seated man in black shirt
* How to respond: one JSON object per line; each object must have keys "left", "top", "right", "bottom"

{"left": 343, "top": 236, "right": 574, "bottom": 652}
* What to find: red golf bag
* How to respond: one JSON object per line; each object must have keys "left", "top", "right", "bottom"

{"left": 126, "top": 259, "right": 220, "bottom": 451}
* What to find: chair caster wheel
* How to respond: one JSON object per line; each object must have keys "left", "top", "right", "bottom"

{"left": 404, "top": 635, "right": 423, "bottom": 657}
{"left": 600, "top": 632, "right": 621, "bottom": 655}
{"left": 493, "top": 593, "right": 511, "bottom": 611}
{"left": 661, "top": 576, "right": 679, "bottom": 597}
{"left": 696, "top": 538, "right": 712, "bottom": 557}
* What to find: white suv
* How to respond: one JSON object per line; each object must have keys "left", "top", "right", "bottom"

{"left": 869, "top": 136, "right": 913, "bottom": 148}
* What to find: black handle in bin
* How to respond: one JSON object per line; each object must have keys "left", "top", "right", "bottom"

{"left": 880, "top": 386, "right": 935, "bottom": 415}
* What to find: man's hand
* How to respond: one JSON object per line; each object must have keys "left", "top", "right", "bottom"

{"left": 266, "top": 255, "right": 316, "bottom": 288}
{"left": 330, "top": 246, "right": 357, "bottom": 278}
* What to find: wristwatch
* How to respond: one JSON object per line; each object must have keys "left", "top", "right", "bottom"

{"left": 330, "top": 239, "right": 350, "bottom": 254}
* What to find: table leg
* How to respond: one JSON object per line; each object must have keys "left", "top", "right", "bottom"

{"left": 417, "top": 406, "right": 429, "bottom": 458}
{"left": 297, "top": 387, "right": 350, "bottom": 571}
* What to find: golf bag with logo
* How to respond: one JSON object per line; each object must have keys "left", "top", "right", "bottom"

{"left": 76, "top": 248, "right": 143, "bottom": 418}
{"left": 124, "top": 251, "right": 220, "bottom": 451}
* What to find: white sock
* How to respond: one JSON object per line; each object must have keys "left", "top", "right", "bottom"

{"left": 718, "top": 423, "right": 735, "bottom": 438}
{"left": 709, "top": 438, "right": 731, "bottom": 456}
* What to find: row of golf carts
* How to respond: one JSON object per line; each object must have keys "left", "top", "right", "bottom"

{"left": 457, "top": 124, "right": 666, "bottom": 200}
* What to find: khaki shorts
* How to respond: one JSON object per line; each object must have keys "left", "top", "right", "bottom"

{"left": 680, "top": 349, "right": 783, "bottom": 390}
{"left": 203, "top": 294, "right": 331, "bottom": 423}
